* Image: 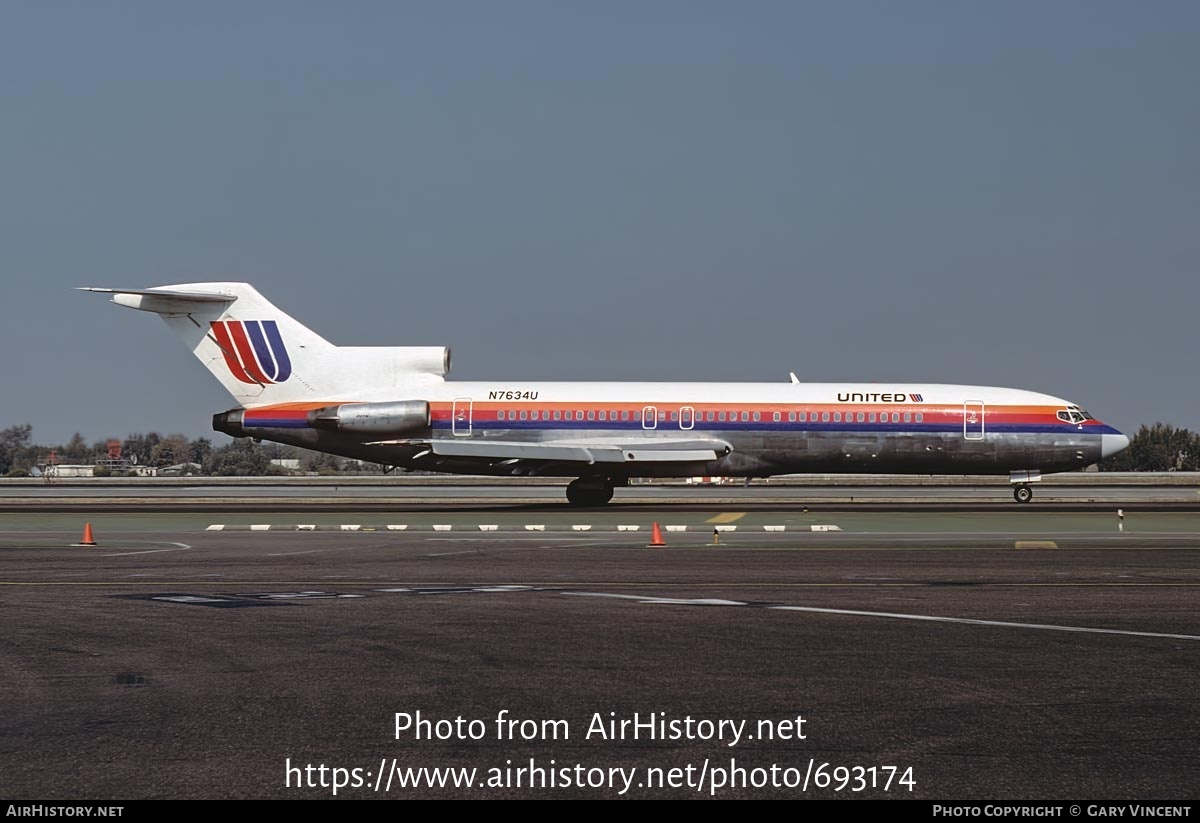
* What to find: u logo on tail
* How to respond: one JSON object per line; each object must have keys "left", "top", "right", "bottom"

{"left": 210, "top": 320, "right": 292, "bottom": 384}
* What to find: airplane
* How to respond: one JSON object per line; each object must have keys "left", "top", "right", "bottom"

{"left": 82, "top": 283, "right": 1130, "bottom": 505}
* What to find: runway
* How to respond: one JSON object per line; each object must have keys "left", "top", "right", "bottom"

{"left": 1, "top": 509, "right": 1197, "bottom": 799}
{"left": 5, "top": 480, "right": 1200, "bottom": 513}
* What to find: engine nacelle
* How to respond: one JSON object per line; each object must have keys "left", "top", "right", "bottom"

{"left": 308, "top": 400, "right": 431, "bottom": 435}
{"left": 395, "top": 347, "right": 451, "bottom": 378}
{"left": 213, "top": 408, "right": 246, "bottom": 437}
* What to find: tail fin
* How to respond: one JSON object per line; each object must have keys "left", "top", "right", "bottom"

{"left": 81, "top": 283, "right": 449, "bottom": 406}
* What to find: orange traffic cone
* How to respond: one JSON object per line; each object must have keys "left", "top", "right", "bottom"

{"left": 80, "top": 523, "right": 97, "bottom": 546}
{"left": 648, "top": 522, "right": 666, "bottom": 548}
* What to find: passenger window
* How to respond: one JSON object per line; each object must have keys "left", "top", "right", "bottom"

{"left": 904, "top": 413, "right": 911, "bottom": 423}
{"left": 621, "top": 410, "right": 629, "bottom": 421}
{"left": 496, "top": 411, "right": 504, "bottom": 420}
{"left": 670, "top": 411, "right": 678, "bottom": 421}
{"left": 773, "top": 412, "right": 781, "bottom": 422}
{"left": 834, "top": 412, "right": 842, "bottom": 422}
{"left": 706, "top": 411, "right": 714, "bottom": 422}
{"left": 741, "top": 411, "right": 750, "bottom": 422}
{"left": 892, "top": 412, "right": 900, "bottom": 423}
{"left": 718, "top": 412, "right": 726, "bottom": 422}
{"left": 857, "top": 412, "right": 865, "bottom": 423}
{"left": 659, "top": 411, "right": 667, "bottom": 421}
{"left": 598, "top": 410, "right": 607, "bottom": 421}
{"left": 587, "top": 410, "right": 595, "bottom": 421}
{"left": 821, "top": 412, "right": 829, "bottom": 422}
{"left": 869, "top": 413, "right": 876, "bottom": 423}
{"left": 752, "top": 411, "right": 761, "bottom": 422}
{"left": 519, "top": 410, "right": 527, "bottom": 421}
{"left": 634, "top": 410, "right": 641, "bottom": 421}
{"left": 916, "top": 413, "right": 924, "bottom": 423}
{"left": 553, "top": 410, "right": 561, "bottom": 421}
{"left": 507, "top": 410, "right": 516, "bottom": 421}
{"left": 799, "top": 412, "right": 807, "bottom": 422}
{"left": 787, "top": 412, "right": 796, "bottom": 422}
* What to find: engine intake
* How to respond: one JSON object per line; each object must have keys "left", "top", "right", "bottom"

{"left": 308, "top": 400, "right": 431, "bottom": 435}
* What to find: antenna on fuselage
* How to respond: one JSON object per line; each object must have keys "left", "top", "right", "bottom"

{"left": 788, "top": 372, "right": 800, "bottom": 384}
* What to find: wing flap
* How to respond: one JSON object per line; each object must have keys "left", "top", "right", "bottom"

{"left": 426, "top": 437, "right": 730, "bottom": 465}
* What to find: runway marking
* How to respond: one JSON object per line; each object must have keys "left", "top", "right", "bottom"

{"left": 707, "top": 513, "right": 746, "bottom": 524}
{"left": 1015, "top": 540, "right": 1058, "bottom": 549}
{"left": 565, "top": 592, "right": 747, "bottom": 606}
{"left": 101, "top": 542, "right": 192, "bottom": 557}
{"left": 266, "top": 545, "right": 373, "bottom": 556}
{"left": 562, "top": 590, "right": 1200, "bottom": 643}
{"left": 5, "top": 580, "right": 1200, "bottom": 588}
{"left": 426, "top": 536, "right": 625, "bottom": 543}
{"left": 769, "top": 605, "right": 1200, "bottom": 642}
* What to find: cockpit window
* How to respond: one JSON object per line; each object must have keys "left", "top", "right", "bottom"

{"left": 1058, "top": 409, "right": 1086, "bottom": 424}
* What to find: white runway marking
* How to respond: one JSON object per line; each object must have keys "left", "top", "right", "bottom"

{"left": 564, "top": 592, "right": 747, "bottom": 606}
{"left": 102, "top": 542, "right": 192, "bottom": 557}
{"left": 266, "top": 545, "right": 373, "bottom": 556}
{"left": 769, "top": 605, "right": 1200, "bottom": 642}
{"left": 427, "top": 536, "right": 623, "bottom": 543}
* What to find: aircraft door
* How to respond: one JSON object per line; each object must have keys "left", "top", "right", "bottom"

{"left": 679, "top": 406, "right": 694, "bottom": 430}
{"left": 642, "top": 405, "right": 657, "bottom": 430}
{"left": 452, "top": 398, "right": 473, "bottom": 437}
{"left": 964, "top": 401, "right": 985, "bottom": 441}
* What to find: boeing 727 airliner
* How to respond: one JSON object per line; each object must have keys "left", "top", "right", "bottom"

{"left": 83, "top": 283, "right": 1129, "bottom": 505}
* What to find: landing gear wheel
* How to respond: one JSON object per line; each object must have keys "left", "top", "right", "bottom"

{"left": 566, "top": 479, "right": 615, "bottom": 507}
{"left": 1013, "top": 484, "right": 1033, "bottom": 504}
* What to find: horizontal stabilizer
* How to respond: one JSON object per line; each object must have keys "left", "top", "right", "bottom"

{"left": 78, "top": 287, "right": 238, "bottom": 313}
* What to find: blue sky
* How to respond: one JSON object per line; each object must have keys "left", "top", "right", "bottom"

{"left": 2, "top": 2, "right": 1197, "bottom": 442}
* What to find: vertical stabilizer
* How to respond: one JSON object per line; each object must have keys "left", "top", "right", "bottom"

{"left": 82, "top": 283, "right": 451, "bottom": 405}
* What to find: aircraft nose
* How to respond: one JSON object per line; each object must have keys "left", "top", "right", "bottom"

{"left": 1101, "top": 433, "right": 1131, "bottom": 458}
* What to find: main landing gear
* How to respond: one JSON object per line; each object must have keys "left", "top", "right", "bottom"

{"left": 566, "top": 477, "right": 615, "bottom": 506}
{"left": 1013, "top": 484, "right": 1034, "bottom": 504}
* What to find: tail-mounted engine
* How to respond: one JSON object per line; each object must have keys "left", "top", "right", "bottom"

{"left": 308, "top": 400, "right": 431, "bottom": 435}
{"left": 213, "top": 400, "right": 431, "bottom": 437}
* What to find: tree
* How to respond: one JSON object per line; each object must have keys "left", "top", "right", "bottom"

{"left": 150, "top": 433, "right": 192, "bottom": 468}
{"left": 0, "top": 425, "right": 32, "bottom": 475}
{"left": 301, "top": 450, "right": 344, "bottom": 475}
{"left": 122, "top": 432, "right": 162, "bottom": 466}
{"left": 202, "top": 439, "right": 271, "bottom": 476}
{"left": 61, "top": 432, "right": 90, "bottom": 462}
{"left": 1099, "top": 423, "right": 1200, "bottom": 472}
{"left": 189, "top": 437, "right": 213, "bottom": 465}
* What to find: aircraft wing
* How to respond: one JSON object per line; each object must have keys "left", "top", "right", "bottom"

{"left": 412, "top": 437, "right": 732, "bottom": 465}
